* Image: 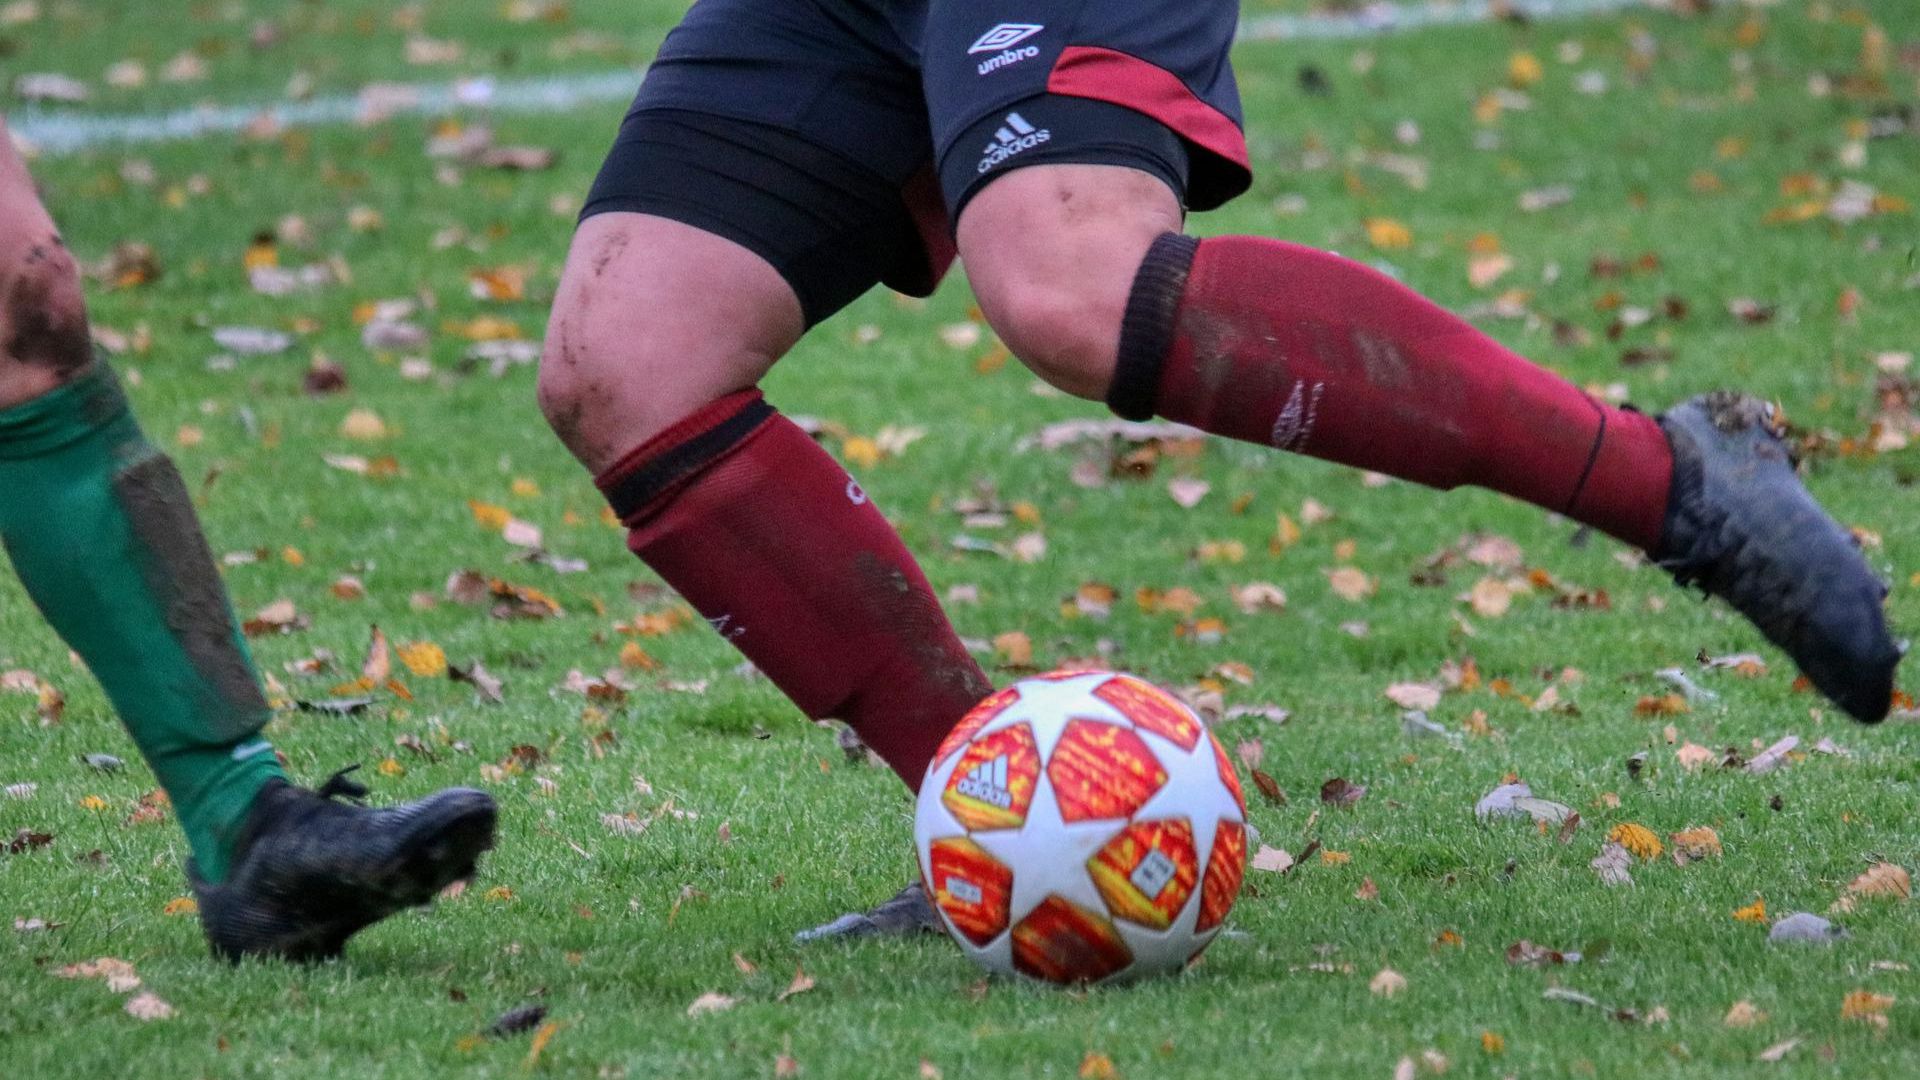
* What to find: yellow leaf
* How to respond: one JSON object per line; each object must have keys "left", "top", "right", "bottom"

{"left": 468, "top": 501, "right": 512, "bottom": 530}
{"left": 339, "top": 408, "right": 388, "bottom": 441}
{"left": 397, "top": 641, "right": 447, "bottom": 678}
{"left": 1078, "top": 1052, "right": 1116, "bottom": 1080}
{"left": 510, "top": 477, "right": 541, "bottom": 498}
{"left": 243, "top": 240, "right": 278, "bottom": 271}
{"left": 442, "top": 315, "right": 523, "bottom": 341}
{"left": 1608, "top": 822, "right": 1663, "bottom": 861}
{"left": 525, "top": 1021, "right": 560, "bottom": 1068}
{"left": 79, "top": 795, "right": 109, "bottom": 811}
{"left": 280, "top": 546, "right": 305, "bottom": 567}
{"left": 842, "top": 435, "right": 883, "bottom": 469}
{"left": 1732, "top": 898, "right": 1768, "bottom": 924}
{"left": 1841, "top": 990, "right": 1895, "bottom": 1025}
{"left": 377, "top": 756, "right": 406, "bottom": 778}
{"left": 485, "top": 885, "right": 514, "bottom": 902}
{"left": 1365, "top": 218, "right": 1413, "bottom": 251}
{"left": 1319, "top": 849, "right": 1351, "bottom": 866}
{"left": 1507, "top": 52, "right": 1543, "bottom": 88}
{"left": 161, "top": 896, "right": 198, "bottom": 916}
{"left": 619, "top": 641, "right": 660, "bottom": 671}
{"left": 1480, "top": 1031, "right": 1504, "bottom": 1056}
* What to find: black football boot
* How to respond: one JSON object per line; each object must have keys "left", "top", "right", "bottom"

{"left": 1655, "top": 392, "right": 1904, "bottom": 721}
{"left": 190, "top": 767, "right": 497, "bottom": 961}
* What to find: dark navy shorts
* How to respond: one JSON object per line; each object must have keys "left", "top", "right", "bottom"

{"left": 581, "top": 0, "right": 1249, "bottom": 326}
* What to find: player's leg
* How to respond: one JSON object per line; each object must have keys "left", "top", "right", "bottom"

{"left": 540, "top": 105, "right": 990, "bottom": 788}
{"left": 0, "top": 119, "right": 495, "bottom": 960}
{"left": 929, "top": 14, "right": 1899, "bottom": 719}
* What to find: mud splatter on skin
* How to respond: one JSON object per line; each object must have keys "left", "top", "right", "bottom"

{"left": 589, "top": 230, "right": 630, "bottom": 278}
{"left": 3, "top": 234, "right": 92, "bottom": 376}
{"left": 114, "top": 449, "right": 270, "bottom": 741}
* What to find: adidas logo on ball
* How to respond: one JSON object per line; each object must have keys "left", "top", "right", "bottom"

{"left": 954, "top": 753, "right": 1013, "bottom": 808}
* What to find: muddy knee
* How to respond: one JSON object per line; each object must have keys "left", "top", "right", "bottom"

{"left": 2, "top": 234, "right": 91, "bottom": 374}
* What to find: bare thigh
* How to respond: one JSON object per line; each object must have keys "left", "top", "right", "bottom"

{"left": 539, "top": 212, "right": 805, "bottom": 472}
{"left": 0, "top": 117, "right": 93, "bottom": 409}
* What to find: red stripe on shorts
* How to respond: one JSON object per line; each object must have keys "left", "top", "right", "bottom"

{"left": 1045, "top": 45, "right": 1250, "bottom": 174}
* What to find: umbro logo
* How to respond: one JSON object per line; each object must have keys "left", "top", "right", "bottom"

{"left": 968, "top": 23, "right": 1044, "bottom": 54}
{"left": 970, "top": 22, "right": 1045, "bottom": 75}
{"left": 976, "top": 111, "right": 1051, "bottom": 175}
{"left": 954, "top": 753, "right": 1014, "bottom": 808}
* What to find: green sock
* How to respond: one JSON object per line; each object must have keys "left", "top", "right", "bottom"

{"left": 0, "top": 364, "right": 285, "bottom": 882}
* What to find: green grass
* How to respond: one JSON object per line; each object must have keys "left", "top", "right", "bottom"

{"left": 4, "top": 1, "right": 1920, "bottom": 1076}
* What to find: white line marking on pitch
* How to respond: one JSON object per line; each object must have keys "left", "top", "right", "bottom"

{"left": 10, "top": 0, "right": 1652, "bottom": 156}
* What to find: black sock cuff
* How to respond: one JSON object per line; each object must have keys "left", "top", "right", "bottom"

{"left": 596, "top": 392, "right": 775, "bottom": 522}
{"left": 1109, "top": 232, "right": 1201, "bottom": 422}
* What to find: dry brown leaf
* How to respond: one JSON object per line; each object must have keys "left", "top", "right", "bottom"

{"left": 992, "top": 631, "right": 1033, "bottom": 667}
{"left": 1326, "top": 566, "right": 1375, "bottom": 601}
{"left": 1669, "top": 826, "right": 1723, "bottom": 864}
{"left": 1846, "top": 862, "right": 1911, "bottom": 900}
{"left": 1840, "top": 989, "right": 1894, "bottom": 1027}
{"left": 361, "top": 625, "right": 391, "bottom": 682}
{"left": 1369, "top": 968, "right": 1407, "bottom": 997}
{"left": 1724, "top": 1000, "right": 1766, "bottom": 1028}
{"left": 1385, "top": 682, "right": 1442, "bottom": 710}
{"left": 1250, "top": 845, "right": 1294, "bottom": 873}
{"left": 685, "top": 992, "right": 736, "bottom": 1018}
{"left": 1756, "top": 1038, "right": 1801, "bottom": 1063}
{"left": 1675, "top": 742, "right": 1715, "bottom": 770}
{"left": 777, "top": 967, "right": 816, "bottom": 1003}
{"left": 1467, "top": 576, "right": 1513, "bottom": 618}
{"left": 124, "top": 991, "right": 173, "bottom": 1021}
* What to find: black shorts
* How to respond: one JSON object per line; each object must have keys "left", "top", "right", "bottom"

{"left": 581, "top": 0, "right": 1250, "bottom": 327}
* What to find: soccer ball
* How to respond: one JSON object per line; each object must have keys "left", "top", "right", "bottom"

{"left": 914, "top": 669, "right": 1249, "bottom": 984}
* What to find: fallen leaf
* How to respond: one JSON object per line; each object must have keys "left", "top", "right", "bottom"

{"left": 776, "top": 967, "right": 816, "bottom": 1003}
{"left": 1250, "top": 845, "right": 1294, "bottom": 873}
{"left": 1327, "top": 567, "right": 1375, "bottom": 601}
{"left": 1669, "top": 826, "right": 1722, "bottom": 864}
{"left": 1846, "top": 862, "right": 1911, "bottom": 900}
{"left": 485, "top": 1004, "right": 548, "bottom": 1038}
{"left": 124, "top": 992, "right": 173, "bottom": 1021}
{"left": 1385, "top": 682, "right": 1442, "bottom": 710}
{"left": 1320, "top": 777, "right": 1366, "bottom": 807}
{"left": 686, "top": 992, "right": 736, "bottom": 1018}
{"left": 1756, "top": 1038, "right": 1801, "bottom": 1063}
{"left": 1608, "top": 823, "right": 1663, "bottom": 861}
{"left": 1725, "top": 1000, "right": 1766, "bottom": 1028}
{"left": 1840, "top": 989, "right": 1894, "bottom": 1027}
{"left": 1591, "top": 842, "right": 1633, "bottom": 887}
{"left": 1733, "top": 898, "right": 1769, "bottom": 924}
{"left": 1747, "top": 735, "right": 1799, "bottom": 775}
{"left": 397, "top": 641, "right": 447, "bottom": 678}
{"left": 1369, "top": 968, "right": 1407, "bottom": 997}
{"left": 1769, "top": 912, "right": 1847, "bottom": 945}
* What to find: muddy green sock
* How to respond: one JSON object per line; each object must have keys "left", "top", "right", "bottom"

{"left": 0, "top": 364, "right": 285, "bottom": 882}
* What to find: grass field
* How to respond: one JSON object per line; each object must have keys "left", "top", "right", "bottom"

{"left": 4, "top": 1, "right": 1919, "bottom": 1076}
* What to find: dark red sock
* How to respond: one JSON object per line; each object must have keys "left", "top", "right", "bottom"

{"left": 1111, "top": 234, "right": 1672, "bottom": 549}
{"left": 595, "top": 390, "right": 991, "bottom": 786}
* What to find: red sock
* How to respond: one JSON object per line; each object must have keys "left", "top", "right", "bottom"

{"left": 1111, "top": 235, "right": 1673, "bottom": 550}
{"left": 595, "top": 390, "right": 991, "bottom": 786}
